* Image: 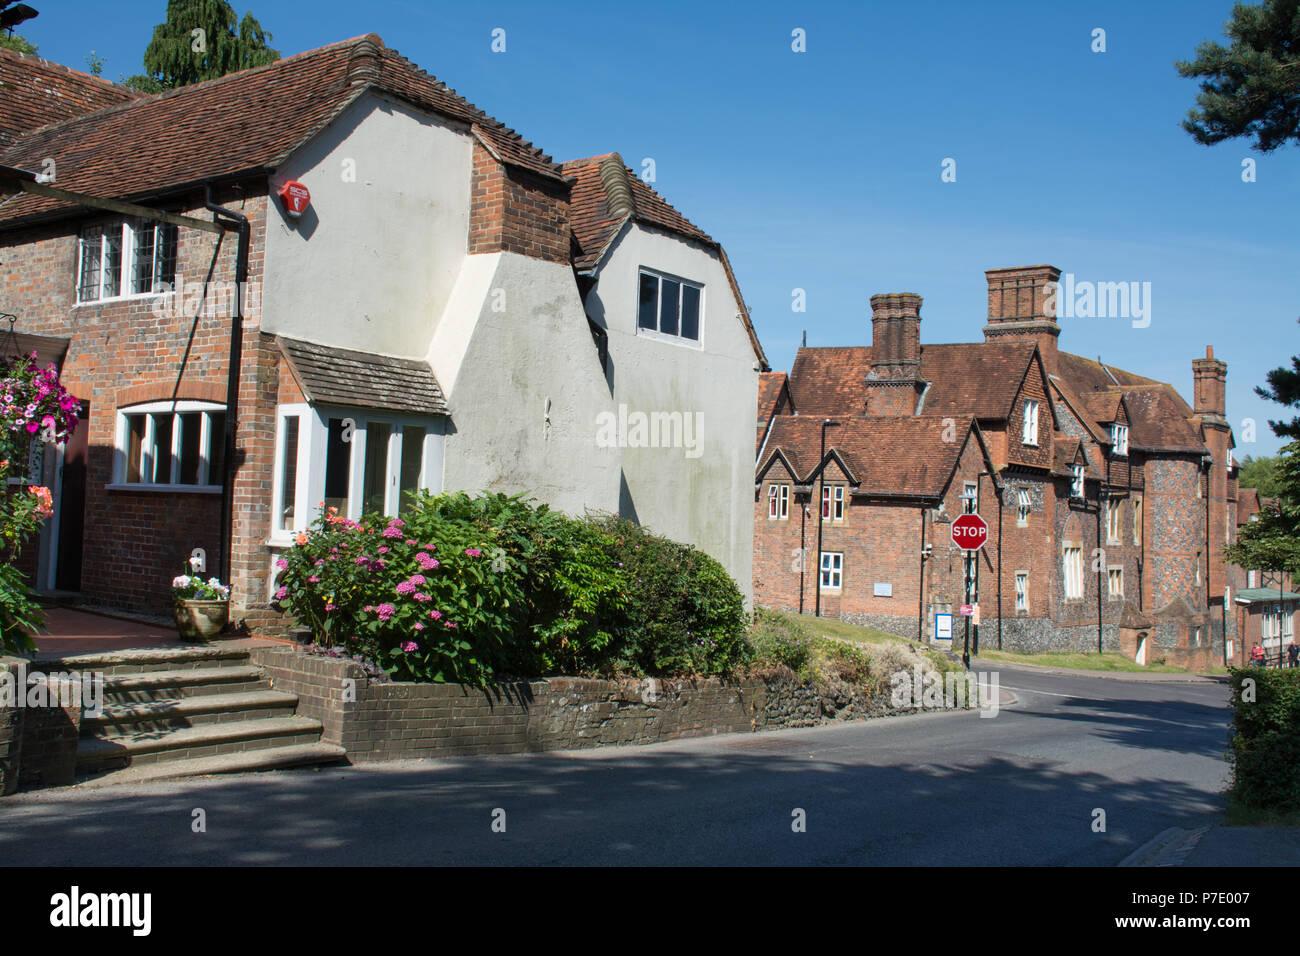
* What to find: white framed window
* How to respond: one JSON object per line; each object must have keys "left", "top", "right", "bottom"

{"left": 1022, "top": 400, "right": 1039, "bottom": 446}
{"left": 1106, "top": 499, "right": 1122, "bottom": 543}
{"left": 1070, "top": 465, "right": 1085, "bottom": 499}
{"left": 768, "top": 483, "right": 789, "bottom": 520}
{"left": 1286, "top": 609, "right": 1294, "bottom": 639}
{"left": 77, "top": 219, "right": 178, "bottom": 303}
{"left": 963, "top": 482, "right": 977, "bottom": 514}
{"left": 637, "top": 268, "right": 703, "bottom": 345}
{"left": 1107, "top": 567, "right": 1124, "bottom": 600}
{"left": 269, "top": 405, "right": 444, "bottom": 540}
{"left": 1133, "top": 495, "right": 1143, "bottom": 545}
{"left": 1063, "top": 546, "right": 1083, "bottom": 599}
{"left": 1016, "top": 488, "right": 1031, "bottom": 526}
{"left": 822, "top": 485, "right": 844, "bottom": 521}
{"left": 112, "top": 400, "right": 225, "bottom": 492}
{"left": 1195, "top": 552, "right": 1202, "bottom": 586}
{"left": 1015, "top": 571, "right": 1029, "bottom": 612}
{"left": 820, "top": 551, "right": 842, "bottom": 592}
{"left": 1110, "top": 423, "right": 1128, "bottom": 456}
{"left": 1249, "top": 569, "right": 1259, "bottom": 588}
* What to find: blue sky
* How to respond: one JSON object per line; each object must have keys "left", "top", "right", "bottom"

{"left": 19, "top": 0, "right": 1299, "bottom": 455}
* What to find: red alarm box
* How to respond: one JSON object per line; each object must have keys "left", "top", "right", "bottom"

{"left": 277, "top": 180, "right": 311, "bottom": 217}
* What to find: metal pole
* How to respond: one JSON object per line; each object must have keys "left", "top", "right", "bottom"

{"left": 814, "top": 419, "right": 838, "bottom": 618}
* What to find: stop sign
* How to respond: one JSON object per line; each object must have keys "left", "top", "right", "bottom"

{"left": 951, "top": 513, "right": 988, "bottom": 551}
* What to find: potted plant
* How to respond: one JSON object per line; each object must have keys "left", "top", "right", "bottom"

{"left": 171, "top": 558, "right": 231, "bottom": 643}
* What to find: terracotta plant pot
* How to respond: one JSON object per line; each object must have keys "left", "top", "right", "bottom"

{"left": 173, "top": 599, "right": 230, "bottom": 643}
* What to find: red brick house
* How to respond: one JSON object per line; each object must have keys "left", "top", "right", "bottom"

{"left": 756, "top": 266, "right": 1242, "bottom": 668}
{"left": 1229, "top": 488, "right": 1297, "bottom": 667}
{"left": 0, "top": 38, "right": 766, "bottom": 630}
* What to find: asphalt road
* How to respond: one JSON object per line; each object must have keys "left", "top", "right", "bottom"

{"left": 0, "top": 663, "right": 1233, "bottom": 866}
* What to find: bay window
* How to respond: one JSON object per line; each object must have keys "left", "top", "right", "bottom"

{"left": 270, "top": 405, "right": 443, "bottom": 542}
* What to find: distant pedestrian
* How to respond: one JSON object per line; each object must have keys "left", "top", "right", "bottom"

{"left": 1288, "top": 643, "right": 1299, "bottom": 668}
{"left": 1251, "top": 644, "right": 1266, "bottom": 667}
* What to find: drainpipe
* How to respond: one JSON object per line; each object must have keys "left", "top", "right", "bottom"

{"left": 917, "top": 504, "right": 927, "bottom": 643}
{"left": 996, "top": 474, "right": 1003, "bottom": 651}
{"left": 798, "top": 497, "right": 807, "bottom": 614}
{"left": 204, "top": 187, "right": 250, "bottom": 592}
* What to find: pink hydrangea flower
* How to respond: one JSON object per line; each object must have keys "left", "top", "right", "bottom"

{"left": 465, "top": 548, "right": 482, "bottom": 557}
{"left": 308, "top": 575, "right": 320, "bottom": 583}
{"left": 445, "top": 621, "right": 458, "bottom": 629}
{"left": 401, "top": 641, "right": 418, "bottom": 652}
{"left": 378, "top": 546, "right": 389, "bottom": 554}
{"left": 408, "top": 574, "right": 426, "bottom": 585}
{"left": 414, "top": 592, "right": 430, "bottom": 602}
{"left": 429, "top": 610, "right": 442, "bottom": 620}
{"left": 377, "top": 603, "right": 396, "bottom": 622}
{"left": 382, "top": 527, "right": 403, "bottom": 539}
{"left": 395, "top": 581, "right": 416, "bottom": 595}
{"left": 413, "top": 623, "right": 424, "bottom": 632}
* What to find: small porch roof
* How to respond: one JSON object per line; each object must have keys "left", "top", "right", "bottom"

{"left": 277, "top": 335, "right": 448, "bottom": 416}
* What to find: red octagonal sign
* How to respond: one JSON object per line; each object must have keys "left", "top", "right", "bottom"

{"left": 951, "top": 513, "right": 989, "bottom": 551}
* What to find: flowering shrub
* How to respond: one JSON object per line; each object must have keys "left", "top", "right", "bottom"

{"left": 0, "top": 353, "right": 82, "bottom": 655}
{"left": 274, "top": 492, "right": 747, "bottom": 684}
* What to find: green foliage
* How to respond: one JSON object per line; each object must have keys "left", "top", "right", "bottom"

{"left": 1237, "top": 453, "right": 1282, "bottom": 497}
{"left": 1176, "top": 0, "right": 1300, "bottom": 153}
{"left": 749, "top": 609, "right": 814, "bottom": 674}
{"left": 0, "top": 32, "right": 35, "bottom": 54}
{"left": 275, "top": 494, "right": 745, "bottom": 685}
{"left": 125, "top": 0, "right": 278, "bottom": 91}
{"left": 1226, "top": 440, "right": 1300, "bottom": 576}
{"left": 1255, "top": 348, "right": 1300, "bottom": 440}
{"left": 1227, "top": 666, "right": 1300, "bottom": 814}
{"left": 591, "top": 515, "right": 752, "bottom": 677}
{"left": 0, "top": 354, "right": 81, "bottom": 655}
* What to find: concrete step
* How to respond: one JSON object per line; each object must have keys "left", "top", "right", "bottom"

{"left": 102, "top": 666, "right": 269, "bottom": 704}
{"left": 82, "top": 691, "right": 301, "bottom": 739}
{"left": 76, "top": 715, "right": 325, "bottom": 774}
{"left": 38, "top": 646, "right": 252, "bottom": 676}
{"left": 73, "top": 743, "right": 348, "bottom": 789}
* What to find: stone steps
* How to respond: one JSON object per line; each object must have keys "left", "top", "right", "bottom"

{"left": 73, "top": 743, "right": 348, "bottom": 789}
{"left": 83, "top": 690, "right": 302, "bottom": 738}
{"left": 35, "top": 645, "right": 352, "bottom": 785}
{"left": 77, "top": 715, "right": 326, "bottom": 774}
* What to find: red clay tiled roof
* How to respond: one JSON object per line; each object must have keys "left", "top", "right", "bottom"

{"left": 1056, "top": 351, "right": 1158, "bottom": 393}
{"left": 562, "top": 152, "right": 767, "bottom": 371}
{"left": 0, "top": 34, "right": 565, "bottom": 225}
{"left": 758, "top": 372, "right": 791, "bottom": 424}
{"left": 1049, "top": 377, "right": 1111, "bottom": 446}
{"left": 1111, "top": 384, "right": 1205, "bottom": 453}
{"left": 758, "top": 415, "right": 980, "bottom": 497}
{"left": 1079, "top": 390, "right": 1122, "bottom": 423}
{"left": 0, "top": 48, "right": 140, "bottom": 146}
{"left": 562, "top": 154, "right": 715, "bottom": 272}
{"left": 1238, "top": 487, "right": 1260, "bottom": 523}
{"left": 786, "top": 341, "right": 1036, "bottom": 421}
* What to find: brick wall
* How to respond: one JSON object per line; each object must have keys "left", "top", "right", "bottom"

{"left": 1, "top": 186, "right": 279, "bottom": 620}
{"left": 467, "top": 138, "right": 571, "bottom": 263}
{"left": 0, "top": 659, "right": 83, "bottom": 792}
{"left": 249, "top": 646, "right": 916, "bottom": 761}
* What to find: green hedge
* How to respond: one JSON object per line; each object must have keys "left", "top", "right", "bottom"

{"left": 275, "top": 492, "right": 750, "bottom": 684}
{"left": 1227, "top": 666, "right": 1300, "bottom": 815}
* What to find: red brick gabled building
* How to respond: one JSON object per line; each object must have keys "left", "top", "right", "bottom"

{"left": 755, "top": 264, "right": 1243, "bottom": 668}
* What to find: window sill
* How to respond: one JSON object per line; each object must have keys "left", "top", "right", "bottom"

{"left": 635, "top": 326, "right": 704, "bottom": 350}
{"left": 106, "top": 483, "right": 222, "bottom": 494}
{"left": 75, "top": 291, "right": 167, "bottom": 308}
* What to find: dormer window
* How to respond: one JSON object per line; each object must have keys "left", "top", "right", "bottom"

{"left": 638, "top": 269, "right": 702, "bottom": 344}
{"left": 78, "top": 220, "right": 178, "bottom": 303}
{"left": 1021, "top": 400, "right": 1039, "bottom": 446}
{"left": 1110, "top": 423, "right": 1128, "bottom": 456}
{"left": 1070, "top": 464, "right": 1085, "bottom": 499}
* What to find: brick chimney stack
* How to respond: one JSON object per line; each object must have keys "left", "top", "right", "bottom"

{"left": 982, "top": 265, "right": 1062, "bottom": 377}
{"left": 865, "top": 293, "right": 926, "bottom": 416}
{"left": 1193, "top": 345, "right": 1227, "bottom": 423}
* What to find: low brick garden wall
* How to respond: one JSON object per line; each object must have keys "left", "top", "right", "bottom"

{"left": 249, "top": 646, "right": 901, "bottom": 762}
{"left": 1, "top": 657, "right": 85, "bottom": 794}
